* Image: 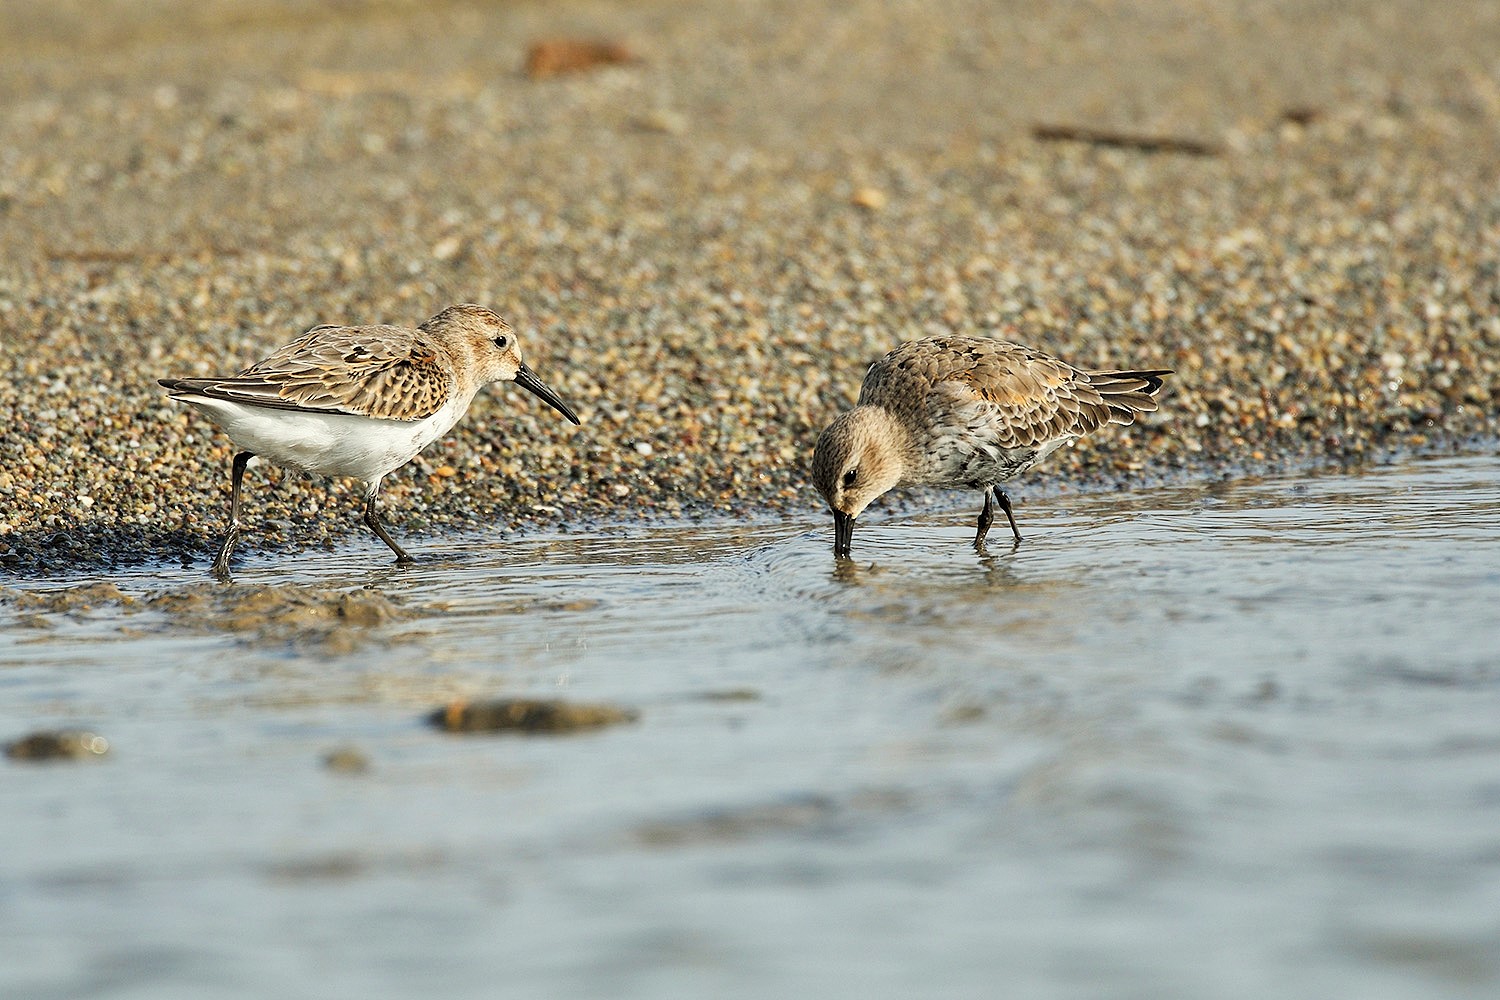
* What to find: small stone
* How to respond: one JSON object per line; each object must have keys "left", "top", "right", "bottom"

{"left": 429, "top": 698, "right": 638, "bottom": 734}
{"left": 323, "top": 746, "right": 371, "bottom": 774}
{"left": 431, "top": 236, "right": 464, "bottom": 262}
{"left": 5, "top": 730, "right": 110, "bottom": 761}
{"left": 850, "top": 187, "right": 887, "bottom": 211}
{"left": 633, "top": 109, "right": 686, "bottom": 134}
{"left": 943, "top": 702, "right": 987, "bottom": 723}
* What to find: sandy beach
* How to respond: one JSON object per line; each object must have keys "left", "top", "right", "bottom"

{"left": 2, "top": 0, "right": 1497, "bottom": 572}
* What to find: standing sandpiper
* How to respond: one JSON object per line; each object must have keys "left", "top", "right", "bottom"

{"left": 160, "top": 304, "right": 581, "bottom": 579}
{"left": 810, "top": 337, "right": 1170, "bottom": 558}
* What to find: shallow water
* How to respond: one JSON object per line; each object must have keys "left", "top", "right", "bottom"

{"left": 3, "top": 454, "right": 1499, "bottom": 999}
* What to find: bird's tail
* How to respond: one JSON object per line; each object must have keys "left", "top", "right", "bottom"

{"left": 1088, "top": 369, "right": 1173, "bottom": 424}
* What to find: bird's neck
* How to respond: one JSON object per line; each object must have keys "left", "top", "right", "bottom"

{"left": 849, "top": 404, "right": 919, "bottom": 481}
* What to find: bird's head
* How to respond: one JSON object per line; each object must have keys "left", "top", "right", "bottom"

{"left": 810, "top": 407, "right": 908, "bottom": 558}
{"left": 423, "top": 304, "right": 580, "bottom": 425}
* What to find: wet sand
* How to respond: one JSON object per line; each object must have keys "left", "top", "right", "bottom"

{"left": 2, "top": 0, "right": 1498, "bottom": 572}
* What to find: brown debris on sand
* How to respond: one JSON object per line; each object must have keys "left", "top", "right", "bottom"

{"left": 1031, "top": 123, "right": 1222, "bottom": 156}
{"left": 524, "top": 39, "right": 637, "bottom": 79}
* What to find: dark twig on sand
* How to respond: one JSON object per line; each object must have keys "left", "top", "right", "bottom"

{"left": 1031, "top": 123, "right": 1222, "bottom": 156}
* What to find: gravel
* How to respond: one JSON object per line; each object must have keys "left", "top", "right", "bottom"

{"left": 2, "top": 0, "right": 1497, "bottom": 573}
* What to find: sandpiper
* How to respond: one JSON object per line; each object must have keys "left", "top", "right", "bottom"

{"left": 810, "top": 336, "right": 1171, "bottom": 557}
{"left": 160, "top": 304, "right": 581, "bottom": 579}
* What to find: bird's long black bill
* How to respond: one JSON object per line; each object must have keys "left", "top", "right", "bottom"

{"left": 833, "top": 510, "right": 855, "bottom": 559}
{"left": 514, "top": 362, "right": 581, "bottom": 425}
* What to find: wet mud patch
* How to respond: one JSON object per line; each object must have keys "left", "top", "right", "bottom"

{"left": 1, "top": 580, "right": 437, "bottom": 655}
{"left": 146, "top": 583, "right": 428, "bottom": 654}
{"left": 0, "top": 582, "right": 138, "bottom": 617}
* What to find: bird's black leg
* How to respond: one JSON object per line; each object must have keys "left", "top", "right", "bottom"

{"left": 974, "top": 490, "right": 995, "bottom": 550}
{"left": 364, "top": 484, "right": 414, "bottom": 564}
{"left": 993, "top": 486, "right": 1022, "bottom": 543}
{"left": 211, "top": 451, "right": 254, "bottom": 581}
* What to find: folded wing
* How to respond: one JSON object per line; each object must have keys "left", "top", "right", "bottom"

{"left": 861, "top": 337, "right": 1171, "bottom": 450}
{"left": 159, "top": 324, "right": 453, "bottom": 421}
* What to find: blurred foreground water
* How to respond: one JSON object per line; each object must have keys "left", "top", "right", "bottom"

{"left": 3, "top": 454, "right": 1498, "bottom": 999}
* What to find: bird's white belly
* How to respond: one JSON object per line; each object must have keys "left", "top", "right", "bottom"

{"left": 181, "top": 395, "right": 466, "bottom": 484}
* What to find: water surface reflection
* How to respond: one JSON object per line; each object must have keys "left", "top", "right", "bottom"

{"left": 3, "top": 455, "right": 1498, "bottom": 999}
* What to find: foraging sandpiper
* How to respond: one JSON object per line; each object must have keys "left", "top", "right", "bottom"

{"left": 811, "top": 336, "right": 1170, "bottom": 557}
{"left": 160, "top": 304, "right": 580, "bottom": 578}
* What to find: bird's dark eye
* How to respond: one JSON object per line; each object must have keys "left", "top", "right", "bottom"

{"left": 493, "top": 335, "right": 508, "bottom": 348}
{"left": 842, "top": 469, "right": 858, "bottom": 487}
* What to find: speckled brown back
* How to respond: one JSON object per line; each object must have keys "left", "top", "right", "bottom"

{"left": 859, "top": 337, "right": 1170, "bottom": 450}
{"left": 162, "top": 324, "right": 456, "bottom": 421}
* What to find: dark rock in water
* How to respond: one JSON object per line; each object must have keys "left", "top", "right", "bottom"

{"left": 6, "top": 730, "right": 110, "bottom": 761}
{"left": 429, "top": 698, "right": 638, "bottom": 734}
{"left": 322, "top": 746, "right": 371, "bottom": 774}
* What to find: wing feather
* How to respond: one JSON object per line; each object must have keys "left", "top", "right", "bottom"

{"left": 160, "top": 324, "right": 453, "bottom": 420}
{"left": 859, "top": 337, "right": 1170, "bottom": 449}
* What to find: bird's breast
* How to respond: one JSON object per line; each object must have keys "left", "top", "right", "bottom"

{"left": 179, "top": 394, "right": 468, "bottom": 484}
{"left": 904, "top": 396, "right": 1068, "bottom": 488}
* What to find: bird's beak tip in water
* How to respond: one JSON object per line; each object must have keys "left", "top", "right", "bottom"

{"left": 833, "top": 510, "right": 854, "bottom": 559}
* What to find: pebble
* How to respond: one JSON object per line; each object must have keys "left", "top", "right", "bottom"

{"left": 632, "top": 109, "right": 687, "bottom": 135}
{"left": 430, "top": 236, "right": 464, "bottom": 262}
{"left": 322, "top": 746, "right": 372, "bottom": 774}
{"left": 430, "top": 698, "right": 639, "bottom": 734}
{"left": 0, "top": 2, "right": 1497, "bottom": 573}
{"left": 6, "top": 730, "right": 111, "bottom": 762}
